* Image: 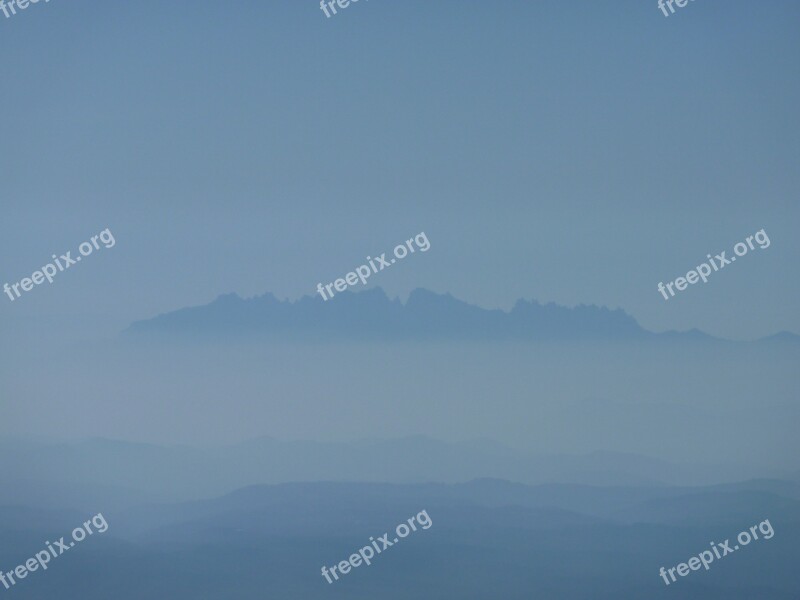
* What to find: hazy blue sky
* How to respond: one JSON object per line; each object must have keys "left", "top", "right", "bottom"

{"left": 1, "top": 0, "right": 798, "bottom": 342}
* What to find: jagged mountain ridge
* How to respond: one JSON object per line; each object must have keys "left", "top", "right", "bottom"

{"left": 126, "top": 287, "right": 704, "bottom": 341}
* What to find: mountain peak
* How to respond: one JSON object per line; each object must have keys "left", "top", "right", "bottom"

{"left": 125, "top": 287, "right": 714, "bottom": 342}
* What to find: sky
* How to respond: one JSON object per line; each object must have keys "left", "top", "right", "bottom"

{"left": 1, "top": 0, "right": 799, "bottom": 344}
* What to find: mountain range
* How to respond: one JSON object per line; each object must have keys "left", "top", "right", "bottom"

{"left": 2, "top": 476, "right": 799, "bottom": 600}
{"left": 125, "top": 287, "right": 794, "bottom": 342}
{"left": 2, "top": 436, "right": 793, "bottom": 507}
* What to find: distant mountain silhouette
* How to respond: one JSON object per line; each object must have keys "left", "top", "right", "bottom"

{"left": 758, "top": 331, "right": 800, "bottom": 343}
{"left": 2, "top": 436, "right": 785, "bottom": 506}
{"left": 4, "top": 477, "right": 799, "bottom": 599}
{"left": 126, "top": 287, "right": 724, "bottom": 342}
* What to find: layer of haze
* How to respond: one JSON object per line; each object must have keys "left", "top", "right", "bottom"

{"left": 2, "top": 337, "right": 798, "bottom": 475}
